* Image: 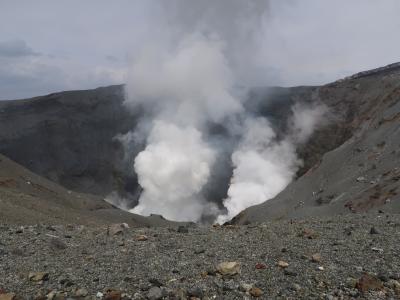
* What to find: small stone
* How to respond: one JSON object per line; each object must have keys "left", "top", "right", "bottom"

{"left": 117, "top": 240, "right": 125, "bottom": 247}
{"left": 249, "top": 287, "right": 263, "bottom": 297}
{"left": 292, "top": 283, "right": 302, "bottom": 291}
{"left": 96, "top": 292, "right": 104, "bottom": 298}
{"left": 59, "top": 277, "right": 74, "bottom": 287}
{"left": 388, "top": 279, "right": 400, "bottom": 294}
{"left": 187, "top": 287, "right": 203, "bottom": 298}
{"left": 47, "top": 291, "right": 57, "bottom": 300}
{"left": 148, "top": 278, "right": 163, "bottom": 287}
{"left": 239, "top": 283, "right": 253, "bottom": 292}
{"left": 255, "top": 263, "right": 267, "bottom": 269}
{"left": 346, "top": 277, "right": 358, "bottom": 288}
{"left": 109, "top": 224, "right": 125, "bottom": 236}
{"left": 0, "top": 293, "right": 16, "bottom": 300}
{"left": 136, "top": 235, "right": 148, "bottom": 241}
{"left": 300, "top": 228, "right": 317, "bottom": 239}
{"left": 46, "top": 225, "right": 56, "bottom": 231}
{"left": 357, "top": 176, "right": 367, "bottom": 182}
{"left": 194, "top": 248, "right": 205, "bottom": 254}
{"left": 317, "top": 266, "right": 325, "bottom": 271}
{"left": 147, "top": 287, "right": 162, "bottom": 300}
{"left": 371, "top": 247, "right": 384, "bottom": 253}
{"left": 284, "top": 269, "right": 297, "bottom": 276}
{"left": 222, "top": 280, "right": 238, "bottom": 291}
{"left": 172, "top": 288, "right": 186, "bottom": 300}
{"left": 344, "top": 227, "right": 352, "bottom": 236}
{"left": 378, "top": 273, "right": 389, "bottom": 282}
{"left": 311, "top": 253, "right": 322, "bottom": 263}
{"left": 356, "top": 274, "right": 383, "bottom": 292}
{"left": 49, "top": 238, "right": 67, "bottom": 250}
{"left": 75, "top": 288, "right": 88, "bottom": 297}
{"left": 104, "top": 290, "right": 121, "bottom": 300}
{"left": 370, "top": 227, "right": 379, "bottom": 234}
{"left": 277, "top": 261, "right": 289, "bottom": 268}
{"left": 28, "top": 272, "right": 49, "bottom": 282}
{"left": 216, "top": 261, "right": 241, "bottom": 276}
{"left": 177, "top": 226, "right": 189, "bottom": 233}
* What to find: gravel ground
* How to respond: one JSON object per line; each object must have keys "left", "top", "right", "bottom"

{"left": 1, "top": 213, "right": 400, "bottom": 299}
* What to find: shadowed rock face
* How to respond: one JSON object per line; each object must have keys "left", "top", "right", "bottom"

{"left": 0, "top": 85, "right": 143, "bottom": 206}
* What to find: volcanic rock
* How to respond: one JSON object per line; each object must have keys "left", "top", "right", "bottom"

{"left": 216, "top": 261, "right": 241, "bottom": 276}
{"left": 28, "top": 272, "right": 49, "bottom": 282}
{"left": 249, "top": 287, "right": 263, "bottom": 297}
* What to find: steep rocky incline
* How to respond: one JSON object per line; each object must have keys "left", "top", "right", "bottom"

{"left": 233, "top": 63, "right": 400, "bottom": 224}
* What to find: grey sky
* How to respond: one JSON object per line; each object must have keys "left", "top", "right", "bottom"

{"left": 0, "top": 0, "right": 399, "bottom": 100}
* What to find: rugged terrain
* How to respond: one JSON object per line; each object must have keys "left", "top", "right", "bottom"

{"left": 1, "top": 213, "right": 400, "bottom": 299}
{"left": 1, "top": 64, "right": 399, "bottom": 221}
{"left": 0, "top": 153, "right": 180, "bottom": 227}
{"left": 233, "top": 63, "right": 400, "bottom": 224}
{"left": 1, "top": 63, "right": 400, "bottom": 299}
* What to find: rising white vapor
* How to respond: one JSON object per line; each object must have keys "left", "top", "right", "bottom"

{"left": 125, "top": 33, "right": 243, "bottom": 221}
{"left": 121, "top": 0, "right": 327, "bottom": 223}
{"left": 216, "top": 117, "right": 300, "bottom": 224}
{"left": 131, "top": 121, "right": 217, "bottom": 221}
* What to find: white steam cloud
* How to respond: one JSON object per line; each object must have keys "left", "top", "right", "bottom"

{"left": 217, "top": 103, "right": 327, "bottom": 223}
{"left": 133, "top": 121, "right": 217, "bottom": 222}
{"left": 217, "top": 118, "right": 300, "bottom": 223}
{"left": 121, "top": 0, "right": 327, "bottom": 223}
{"left": 124, "top": 31, "right": 244, "bottom": 222}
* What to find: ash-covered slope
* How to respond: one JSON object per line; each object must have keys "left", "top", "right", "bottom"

{"left": 0, "top": 153, "right": 179, "bottom": 227}
{"left": 232, "top": 63, "right": 400, "bottom": 224}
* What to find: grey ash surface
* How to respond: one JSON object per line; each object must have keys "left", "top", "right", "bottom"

{"left": 1, "top": 213, "right": 400, "bottom": 299}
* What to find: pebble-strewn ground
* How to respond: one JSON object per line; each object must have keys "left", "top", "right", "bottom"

{"left": 1, "top": 213, "right": 400, "bottom": 299}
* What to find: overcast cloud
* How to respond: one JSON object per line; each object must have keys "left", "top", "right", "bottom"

{"left": 0, "top": 0, "right": 399, "bottom": 100}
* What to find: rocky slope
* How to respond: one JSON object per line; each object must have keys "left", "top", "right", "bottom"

{"left": 0, "top": 153, "right": 180, "bottom": 227}
{"left": 1, "top": 64, "right": 400, "bottom": 300}
{"left": 1, "top": 213, "right": 399, "bottom": 299}
{"left": 232, "top": 63, "right": 400, "bottom": 224}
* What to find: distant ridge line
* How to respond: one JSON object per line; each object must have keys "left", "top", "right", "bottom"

{"left": 346, "top": 62, "right": 400, "bottom": 80}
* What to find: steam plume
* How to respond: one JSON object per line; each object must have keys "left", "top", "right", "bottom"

{"left": 121, "top": 1, "right": 326, "bottom": 222}
{"left": 217, "top": 103, "right": 327, "bottom": 223}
